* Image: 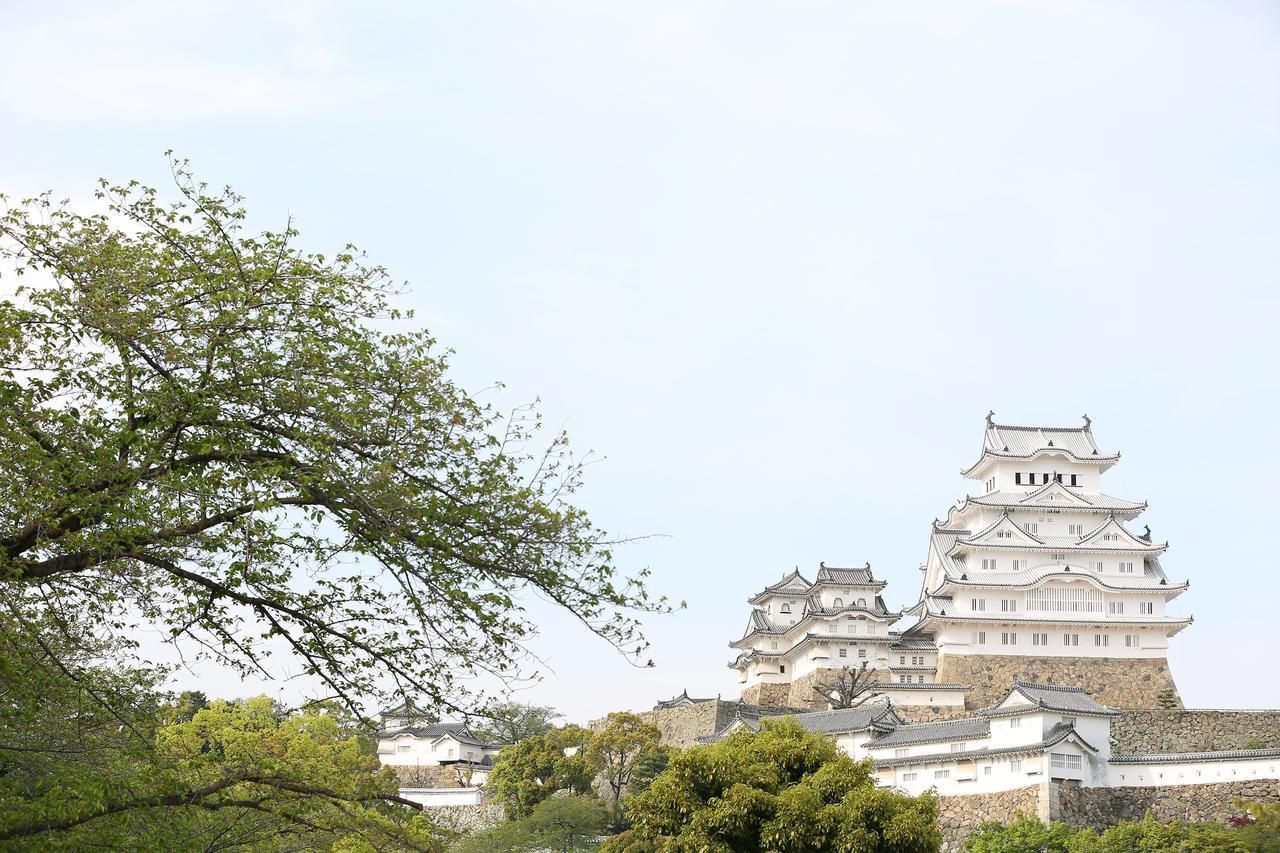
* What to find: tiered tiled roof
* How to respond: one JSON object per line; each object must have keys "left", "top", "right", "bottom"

{"left": 866, "top": 716, "right": 991, "bottom": 748}
{"left": 1111, "top": 747, "right": 1280, "bottom": 765}
{"left": 871, "top": 721, "right": 1098, "bottom": 768}
{"left": 962, "top": 414, "right": 1119, "bottom": 477}
{"left": 380, "top": 721, "right": 496, "bottom": 748}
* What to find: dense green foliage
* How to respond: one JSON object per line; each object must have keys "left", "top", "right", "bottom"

{"left": 470, "top": 700, "right": 564, "bottom": 747}
{"left": 487, "top": 725, "right": 596, "bottom": 818}
{"left": 0, "top": 666, "right": 437, "bottom": 851}
{"left": 606, "top": 717, "right": 940, "bottom": 852}
{"left": 0, "top": 162, "right": 667, "bottom": 846}
{"left": 586, "top": 712, "right": 663, "bottom": 828}
{"left": 964, "top": 812, "right": 1280, "bottom": 853}
{"left": 456, "top": 795, "right": 607, "bottom": 852}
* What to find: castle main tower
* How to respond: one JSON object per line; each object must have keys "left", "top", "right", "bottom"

{"left": 900, "top": 414, "right": 1191, "bottom": 710}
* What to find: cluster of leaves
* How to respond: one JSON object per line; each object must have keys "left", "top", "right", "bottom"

{"left": 455, "top": 795, "right": 607, "bottom": 853}
{"left": 0, "top": 159, "right": 667, "bottom": 721}
{"left": 470, "top": 700, "right": 564, "bottom": 747}
{"left": 964, "top": 812, "right": 1280, "bottom": 853}
{"left": 0, "top": 621, "right": 436, "bottom": 850}
{"left": 0, "top": 161, "right": 671, "bottom": 846}
{"left": 604, "top": 717, "right": 940, "bottom": 852}
{"left": 486, "top": 712, "right": 666, "bottom": 828}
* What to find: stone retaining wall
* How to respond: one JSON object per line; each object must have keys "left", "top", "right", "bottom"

{"left": 630, "top": 700, "right": 733, "bottom": 747}
{"left": 1112, "top": 710, "right": 1280, "bottom": 754}
{"left": 1053, "top": 779, "right": 1279, "bottom": 826}
{"left": 893, "top": 704, "right": 969, "bottom": 723}
{"left": 388, "top": 764, "right": 473, "bottom": 787}
{"left": 934, "top": 653, "right": 1181, "bottom": 711}
{"left": 424, "top": 802, "right": 504, "bottom": 834}
{"left": 740, "top": 682, "right": 791, "bottom": 707}
{"left": 936, "top": 785, "right": 1043, "bottom": 852}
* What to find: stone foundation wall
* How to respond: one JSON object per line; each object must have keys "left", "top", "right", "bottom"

{"left": 607, "top": 700, "right": 739, "bottom": 748}
{"left": 937, "top": 785, "right": 1043, "bottom": 852}
{"left": 424, "top": 802, "right": 504, "bottom": 834}
{"left": 389, "top": 764, "right": 479, "bottom": 788}
{"left": 1054, "top": 779, "right": 1279, "bottom": 827}
{"left": 740, "top": 682, "right": 791, "bottom": 708}
{"left": 934, "top": 653, "right": 1181, "bottom": 711}
{"left": 893, "top": 704, "right": 970, "bottom": 723}
{"left": 1112, "top": 710, "right": 1280, "bottom": 754}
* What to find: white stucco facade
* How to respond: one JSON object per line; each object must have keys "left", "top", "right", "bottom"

{"left": 903, "top": 415, "right": 1192, "bottom": 663}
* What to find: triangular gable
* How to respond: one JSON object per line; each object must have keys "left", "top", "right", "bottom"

{"left": 1020, "top": 480, "right": 1093, "bottom": 507}
{"left": 1078, "top": 516, "right": 1162, "bottom": 550}
{"left": 956, "top": 513, "right": 1044, "bottom": 549}
{"left": 997, "top": 686, "right": 1041, "bottom": 710}
{"left": 771, "top": 569, "right": 812, "bottom": 592}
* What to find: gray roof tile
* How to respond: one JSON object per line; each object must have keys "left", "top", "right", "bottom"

{"left": 865, "top": 716, "right": 991, "bottom": 747}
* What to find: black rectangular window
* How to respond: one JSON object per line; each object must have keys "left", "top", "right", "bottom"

{"left": 1015, "top": 473, "right": 1022, "bottom": 485}
{"left": 779, "top": 665, "right": 786, "bottom": 674}
{"left": 1070, "top": 474, "right": 1078, "bottom": 486}
{"left": 1055, "top": 473, "right": 1063, "bottom": 483}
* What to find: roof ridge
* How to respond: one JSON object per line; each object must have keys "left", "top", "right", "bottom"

{"left": 1015, "top": 680, "right": 1085, "bottom": 693}
{"left": 990, "top": 422, "right": 1089, "bottom": 434}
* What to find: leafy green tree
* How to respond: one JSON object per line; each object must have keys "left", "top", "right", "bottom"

{"left": 0, "top": 160, "right": 666, "bottom": 720}
{"left": 965, "top": 813, "right": 1269, "bottom": 853}
{"left": 0, "top": 161, "right": 669, "bottom": 846}
{"left": 457, "top": 795, "right": 608, "bottom": 852}
{"left": 964, "top": 815, "right": 1076, "bottom": 853}
{"left": 586, "top": 712, "right": 663, "bottom": 829}
{"left": 0, "top": 689, "right": 440, "bottom": 850}
{"left": 471, "top": 700, "right": 564, "bottom": 746}
{"left": 168, "top": 690, "right": 210, "bottom": 723}
{"left": 488, "top": 725, "right": 594, "bottom": 818}
{"left": 609, "top": 717, "right": 940, "bottom": 852}
{"left": 625, "top": 748, "right": 671, "bottom": 799}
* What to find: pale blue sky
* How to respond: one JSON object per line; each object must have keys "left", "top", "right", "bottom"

{"left": 3, "top": 1, "right": 1278, "bottom": 721}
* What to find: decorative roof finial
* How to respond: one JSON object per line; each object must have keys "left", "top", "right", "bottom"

{"left": 1142, "top": 524, "right": 1152, "bottom": 542}
{"left": 1082, "top": 413, "right": 1092, "bottom": 430}
{"left": 986, "top": 410, "right": 995, "bottom": 428}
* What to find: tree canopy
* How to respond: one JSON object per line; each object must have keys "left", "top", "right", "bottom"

{"left": 963, "top": 813, "right": 1278, "bottom": 853}
{"left": 0, "top": 159, "right": 666, "bottom": 717}
{"left": 585, "top": 712, "right": 663, "bottom": 828}
{"left": 470, "top": 700, "right": 564, "bottom": 747}
{"left": 0, "top": 159, "right": 669, "bottom": 847}
{"left": 487, "top": 725, "right": 595, "bottom": 819}
{"left": 608, "top": 717, "right": 940, "bottom": 852}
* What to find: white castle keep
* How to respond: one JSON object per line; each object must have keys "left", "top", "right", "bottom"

{"left": 732, "top": 415, "right": 1189, "bottom": 714}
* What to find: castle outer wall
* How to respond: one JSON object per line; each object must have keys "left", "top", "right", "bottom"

{"left": 934, "top": 653, "right": 1182, "bottom": 711}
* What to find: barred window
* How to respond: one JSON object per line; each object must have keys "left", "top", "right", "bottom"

{"left": 1051, "top": 753, "right": 1082, "bottom": 770}
{"left": 1027, "top": 586, "right": 1102, "bottom": 613}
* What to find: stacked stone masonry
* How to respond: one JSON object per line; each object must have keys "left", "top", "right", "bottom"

{"left": 936, "top": 779, "right": 1280, "bottom": 852}
{"left": 936, "top": 785, "right": 1042, "bottom": 852}
{"left": 422, "top": 802, "right": 504, "bottom": 835}
{"left": 1054, "top": 779, "right": 1279, "bottom": 826}
{"left": 1111, "top": 710, "right": 1280, "bottom": 754}
{"left": 388, "top": 764, "right": 481, "bottom": 788}
{"left": 740, "top": 682, "right": 791, "bottom": 709}
{"left": 934, "top": 653, "right": 1182, "bottom": 711}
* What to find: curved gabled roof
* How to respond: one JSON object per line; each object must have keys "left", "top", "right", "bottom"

{"left": 962, "top": 415, "right": 1120, "bottom": 477}
{"left": 747, "top": 568, "right": 813, "bottom": 604}
{"left": 814, "top": 562, "right": 885, "bottom": 590}
{"left": 979, "top": 681, "right": 1117, "bottom": 717}
{"left": 963, "top": 486, "right": 1146, "bottom": 515}
{"left": 935, "top": 564, "right": 1189, "bottom": 597}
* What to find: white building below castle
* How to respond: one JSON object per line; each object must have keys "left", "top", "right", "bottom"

{"left": 700, "top": 682, "right": 1280, "bottom": 798}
